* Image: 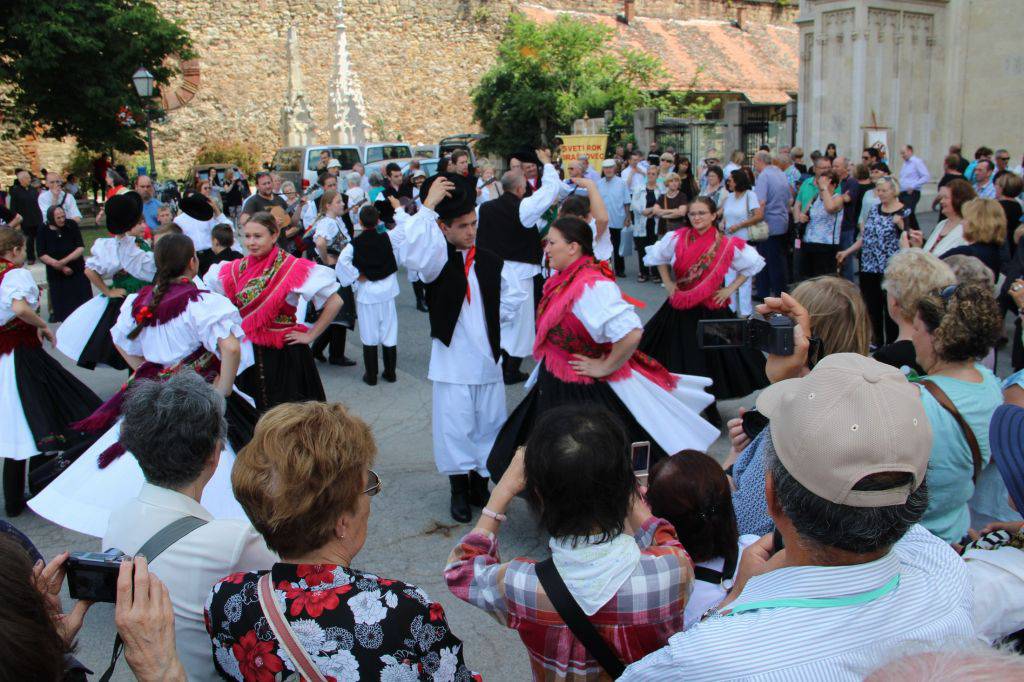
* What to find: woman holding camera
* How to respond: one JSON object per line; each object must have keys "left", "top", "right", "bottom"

{"left": 638, "top": 196, "right": 769, "bottom": 425}
{"left": 486, "top": 216, "right": 718, "bottom": 480}
{"left": 447, "top": 405, "right": 695, "bottom": 680}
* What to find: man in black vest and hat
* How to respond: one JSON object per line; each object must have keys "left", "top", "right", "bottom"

{"left": 397, "top": 173, "right": 527, "bottom": 522}
{"left": 477, "top": 148, "right": 559, "bottom": 384}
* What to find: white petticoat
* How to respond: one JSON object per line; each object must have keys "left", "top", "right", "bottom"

{"left": 29, "top": 419, "right": 248, "bottom": 538}
{"left": 0, "top": 351, "right": 40, "bottom": 461}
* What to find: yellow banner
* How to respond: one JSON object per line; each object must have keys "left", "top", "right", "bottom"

{"left": 559, "top": 135, "right": 608, "bottom": 168}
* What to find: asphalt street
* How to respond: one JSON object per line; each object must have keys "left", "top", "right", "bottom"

{"left": 9, "top": 211, "right": 974, "bottom": 681}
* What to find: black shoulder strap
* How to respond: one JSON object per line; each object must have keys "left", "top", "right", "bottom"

{"left": 535, "top": 558, "right": 625, "bottom": 679}
{"left": 98, "top": 515, "right": 208, "bottom": 682}
{"left": 692, "top": 550, "right": 739, "bottom": 587}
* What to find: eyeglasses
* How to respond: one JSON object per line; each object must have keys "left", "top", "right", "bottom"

{"left": 363, "top": 469, "right": 382, "bottom": 497}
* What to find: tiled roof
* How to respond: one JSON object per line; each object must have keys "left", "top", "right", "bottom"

{"left": 520, "top": 4, "right": 798, "bottom": 104}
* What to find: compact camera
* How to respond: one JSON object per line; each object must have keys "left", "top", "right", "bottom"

{"left": 697, "top": 314, "right": 795, "bottom": 356}
{"left": 66, "top": 548, "right": 127, "bottom": 603}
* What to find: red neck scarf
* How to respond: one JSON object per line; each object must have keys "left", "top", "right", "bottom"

{"left": 669, "top": 227, "right": 743, "bottom": 310}
{"left": 463, "top": 247, "right": 476, "bottom": 302}
{"left": 131, "top": 279, "right": 204, "bottom": 329}
{"left": 220, "top": 247, "right": 314, "bottom": 348}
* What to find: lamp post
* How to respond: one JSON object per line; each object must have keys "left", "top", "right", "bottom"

{"left": 132, "top": 67, "right": 157, "bottom": 178}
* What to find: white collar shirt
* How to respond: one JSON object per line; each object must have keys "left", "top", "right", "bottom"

{"left": 103, "top": 483, "right": 277, "bottom": 682}
{"left": 621, "top": 525, "right": 974, "bottom": 681}
{"left": 38, "top": 189, "right": 82, "bottom": 221}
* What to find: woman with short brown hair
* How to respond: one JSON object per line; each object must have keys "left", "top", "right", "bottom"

{"left": 207, "top": 401, "right": 473, "bottom": 681}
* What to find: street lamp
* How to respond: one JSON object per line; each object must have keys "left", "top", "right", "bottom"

{"left": 132, "top": 67, "right": 157, "bottom": 178}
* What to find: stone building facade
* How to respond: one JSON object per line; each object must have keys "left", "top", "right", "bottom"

{"left": 1, "top": 0, "right": 798, "bottom": 181}
{"left": 797, "top": 0, "right": 1023, "bottom": 195}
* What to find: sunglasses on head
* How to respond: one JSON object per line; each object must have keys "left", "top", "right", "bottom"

{"left": 937, "top": 284, "right": 959, "bottom": 302}
{"left": 363, "top": 469, "right": 382, "bottom": 497}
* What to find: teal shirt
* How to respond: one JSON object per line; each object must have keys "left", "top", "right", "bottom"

{"left": 918, "top": 365, "right": 1003, "bottom": 542}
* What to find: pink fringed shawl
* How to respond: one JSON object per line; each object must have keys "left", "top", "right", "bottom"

{"left": 668, "top": 227, "right": 745, "bottom": 310}
{"left": 534, "top": 256, "right": 676, "bottom": 389}
{"left": 220, "top": 247, "right": 314, "bottom": 348}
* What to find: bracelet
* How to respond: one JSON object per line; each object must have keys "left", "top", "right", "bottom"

{"left": 481, "top": 507, "right": 507, "bottom": 522}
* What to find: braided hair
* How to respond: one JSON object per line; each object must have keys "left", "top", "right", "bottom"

{"left": 126, "top": 234, "right": 195, "bottom": 340}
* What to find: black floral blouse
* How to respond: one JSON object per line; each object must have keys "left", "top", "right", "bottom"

{"left": 205, "top": 563, "right": 476, "bottom": 682}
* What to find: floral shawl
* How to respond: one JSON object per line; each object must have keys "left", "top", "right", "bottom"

{"left": 669, "top": 227, "right": 744, "bottom": 310}
{"left": 220, "top": 247, "right": 314, "bottom": 348}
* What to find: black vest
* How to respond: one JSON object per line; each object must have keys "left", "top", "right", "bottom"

{"left": 351, "top": 229, "right": 397, "bottom": 281}
{"left": 425, "top": 244, "right": 503, "bottom": 361}
{"left": 477, "top": 193, "right": 543, "bottom": 265}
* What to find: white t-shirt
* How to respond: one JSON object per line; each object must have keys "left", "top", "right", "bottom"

{"left": 721, "top": 191, "right": 756, "bottom": 240}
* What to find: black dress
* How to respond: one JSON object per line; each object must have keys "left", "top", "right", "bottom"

{"left": 36, "top": 221, "right": 92, "bottom": 321}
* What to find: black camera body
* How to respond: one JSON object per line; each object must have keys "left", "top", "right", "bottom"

{"left": 697, "top": 314, "right": 795, "bottom": 356}
{"left": 66, "top": 548, "right": 126, "bottom": 603}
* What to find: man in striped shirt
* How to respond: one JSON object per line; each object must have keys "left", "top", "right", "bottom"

{"left": 622, "top": 354, "right": 974, "bottom": 681}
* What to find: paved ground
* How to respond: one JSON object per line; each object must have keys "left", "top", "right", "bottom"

{"left": 9, "top": 210, "right": 984, "bottom": 680}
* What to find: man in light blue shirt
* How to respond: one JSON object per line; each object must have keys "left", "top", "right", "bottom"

{"left": 596, "top": 159, "right": 630, "bottom": 276}
{"left": 972, "top": 159, "right": 997, "bottom": 199}
{"left": 622, "top": 355, "right": 973, "bottom": 682}
{"left": 135, "top": 174, "right": 163, "bottom": 230}
{"left": 752, "top": 151, "right": 791, "bottom": 297}
{"left": 897, "top": 144, "right": 930, "bottom": 214}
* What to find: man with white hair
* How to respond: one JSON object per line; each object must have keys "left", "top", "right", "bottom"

{"left": 38, "top": 172, "right": 82, "bottom": 222}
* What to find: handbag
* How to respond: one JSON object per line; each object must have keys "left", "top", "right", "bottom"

{"left": 920, "top": 379, "right": 983, "bottom": 483}
{"left": 744, "top": 192, "right": 770, "bottom": 243}
{"left": 535, "top": 558, "right": 625, "bottom": 679}
{"left": 258, "top": 572, "right": 330, "bottom": 682}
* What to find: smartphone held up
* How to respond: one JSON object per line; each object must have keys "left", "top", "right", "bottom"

{"left": 631, "top": 441, "right": 651, "bottom": 487}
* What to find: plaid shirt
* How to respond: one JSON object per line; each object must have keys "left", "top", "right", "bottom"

{"left": 444, "top": 517, "right": 693, "bottom": 681}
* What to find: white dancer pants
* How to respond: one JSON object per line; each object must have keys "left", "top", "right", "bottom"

{"left": 356, "top": 299, "right": 398, "bottom": 346}
{"left": 431, "top": 381, "right": 506, "bottom": 476}
{"left": 500, "top": 277, "right": 536, "bottom": 358}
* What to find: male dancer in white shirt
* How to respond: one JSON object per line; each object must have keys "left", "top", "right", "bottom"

{"left": 397, "top": 174, "right": 526, "bottom": 522}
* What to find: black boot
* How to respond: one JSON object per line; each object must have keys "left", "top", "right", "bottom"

{"left": 311, "top": 332, "right": 328, "bottom": 363}
{"left": 3, "top": 459, "right": 27, "bottom": 517}
{"left": 449, "top": 474, "right": 472, "bottom": 523}
{"left": 361, "top": 345, "right": 379, "bottom": 385}
{"left": 503, "top": 354, "right": 528, "bottom": 385}
{"left": 413, "top": 281, "right": 429, "bottom": 313}
{"left": 382, "top": 345, "right": 397, "bottom": 383}
{"left": 468, "top": 470, "right": 489, "bottom": 507}
{"left": 328, "top": 327, "right": 356, "bottom": 367}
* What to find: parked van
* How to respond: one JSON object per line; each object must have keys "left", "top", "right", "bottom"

{"left": 361, "top": 142, "right": 412, "bottom": 164}
{"left": 271, "top": 145, "right": 362, "bottom": 192}
{"left": 437, "top": 134, "right": 485, "bottom": 166}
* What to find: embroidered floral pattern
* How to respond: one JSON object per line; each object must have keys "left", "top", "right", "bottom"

{"left": 206, "top": 563, "right": 473, "bottom": 681}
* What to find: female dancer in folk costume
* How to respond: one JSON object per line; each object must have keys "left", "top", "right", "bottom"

{"left": 29, "top": 234, "right": 256, "bottom": 536}
{"left": 56, "top": 191, "right": 154, "bottom": 370}
{"left": 309, "top": 189, "right": 357, "bottom": 367}
{"left": 204, "top": 211, "right": 342, "bottom": 413}
{"left": 638, "top": 196, "right": 769, "bottom": 425}
{"left": 336, "top": 202, "right": 405, "bottom": 385}
{"left": 0, "top": 228, "right": 101, "bottom": 516}
{"left": 487, "top": 217, "right": 719, "bottom": 480}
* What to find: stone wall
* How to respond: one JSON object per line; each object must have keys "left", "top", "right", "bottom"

{"left": 0, "top": 0, "right": 794, "bottom": 183}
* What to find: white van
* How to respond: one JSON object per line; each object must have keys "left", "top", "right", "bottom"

{"left": 272, "top": 145, "right": 362, "bottom": 192}
{"left": 361, "top": 142, "right": 412, "bottom": 164}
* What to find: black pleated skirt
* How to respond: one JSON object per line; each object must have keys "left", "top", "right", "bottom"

{"left": 638, "top": 302, "right": 768, "bottom": 400}
{"left": 486, "top": 364, "right": 667, "bottom": 483}
{"left": 237, "top": 343, "right": 326, "bottom": 414}
{"left": 14, "top": 345, "right": 102, "bottom": 452}
{"left": 77, "top": 297, "right": 128, "bottom": 370}
{"left": 224, "top": 391, "right": 257, "bottom": 451}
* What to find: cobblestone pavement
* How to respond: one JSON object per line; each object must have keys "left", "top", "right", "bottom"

{"left": 10, "top": 211, "right": 981, "bottom": 681}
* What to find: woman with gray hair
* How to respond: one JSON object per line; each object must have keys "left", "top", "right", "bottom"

{"left": 31, "top": 234, "right": 255, "bottom": 538}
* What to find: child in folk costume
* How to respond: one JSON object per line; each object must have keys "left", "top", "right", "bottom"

{"left": 639, "top": 196, "right": 769, "bottom": 425}
{"left": 309, "top": 189, "right": 356, "bottom": 367}
{"left": 30, "top": 234, "right": 256, "bottom": 536}
{"left": 336, "top": 203, "right": 404, "bottom": 385}
{"left": 0, "top": 228, "right": 100, "bottom": 516}
{"left": 487, "top": 217, "right": 719, "bottom": 480}
{"left": 56, "top": 192, "right": 154, "bottom": 370}
{"left": 204, "top": 212, "right": 342, "bottom": 413}
{"left": 396, "top": 174, "right": 527, "bottom": 523}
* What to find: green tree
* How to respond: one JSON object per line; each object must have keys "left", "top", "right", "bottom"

{"left": 472, "top": 14, "right": 669, "bottom": 157}
{"left": 0, "top": 0, "right": 192, "bottom": 153}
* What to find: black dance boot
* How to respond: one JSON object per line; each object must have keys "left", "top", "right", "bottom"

{"left": 361, "top": 345, "right": 379, "bottom": 385}
{"left": 503, "top": 355, "right": 529, "bottom": 385}
{"left": 329, "top": 327, "right": 356, "bottom": 367}
{"left": 3, "top": 459, "right": 27, "bottom": 517}
{"left": 311, "top": 332, "right": 329, "bottom": 363}
{"left": 413, "top": 281, "right": 429, "bottom": 313}
{"left": 449, "top": 474, "right": 472, "bottom": 522}
{"left": 382, "top": 346, "right": 397, "bottom": 383}
{"left": 468, "top": 470, "right": 490, "bottom": 507}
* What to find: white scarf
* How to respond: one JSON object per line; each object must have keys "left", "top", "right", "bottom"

{"left": 548, "top": 532, "right": 642, "bottom": 616}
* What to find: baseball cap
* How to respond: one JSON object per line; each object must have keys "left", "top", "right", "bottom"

{"left": 601, "top": 159, "right": 616, "bottom": 169}
{"left": 326, "top": 158, "right": 341, "bottom": 168}
{"left": 989, "top": 403, "right": 1024, "bottom": 513}
{"left": 756, "top": 353, "right": 931, "bottom": 507}
{"left": 411, "top": 169, "right": 426, "bottom": 179}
